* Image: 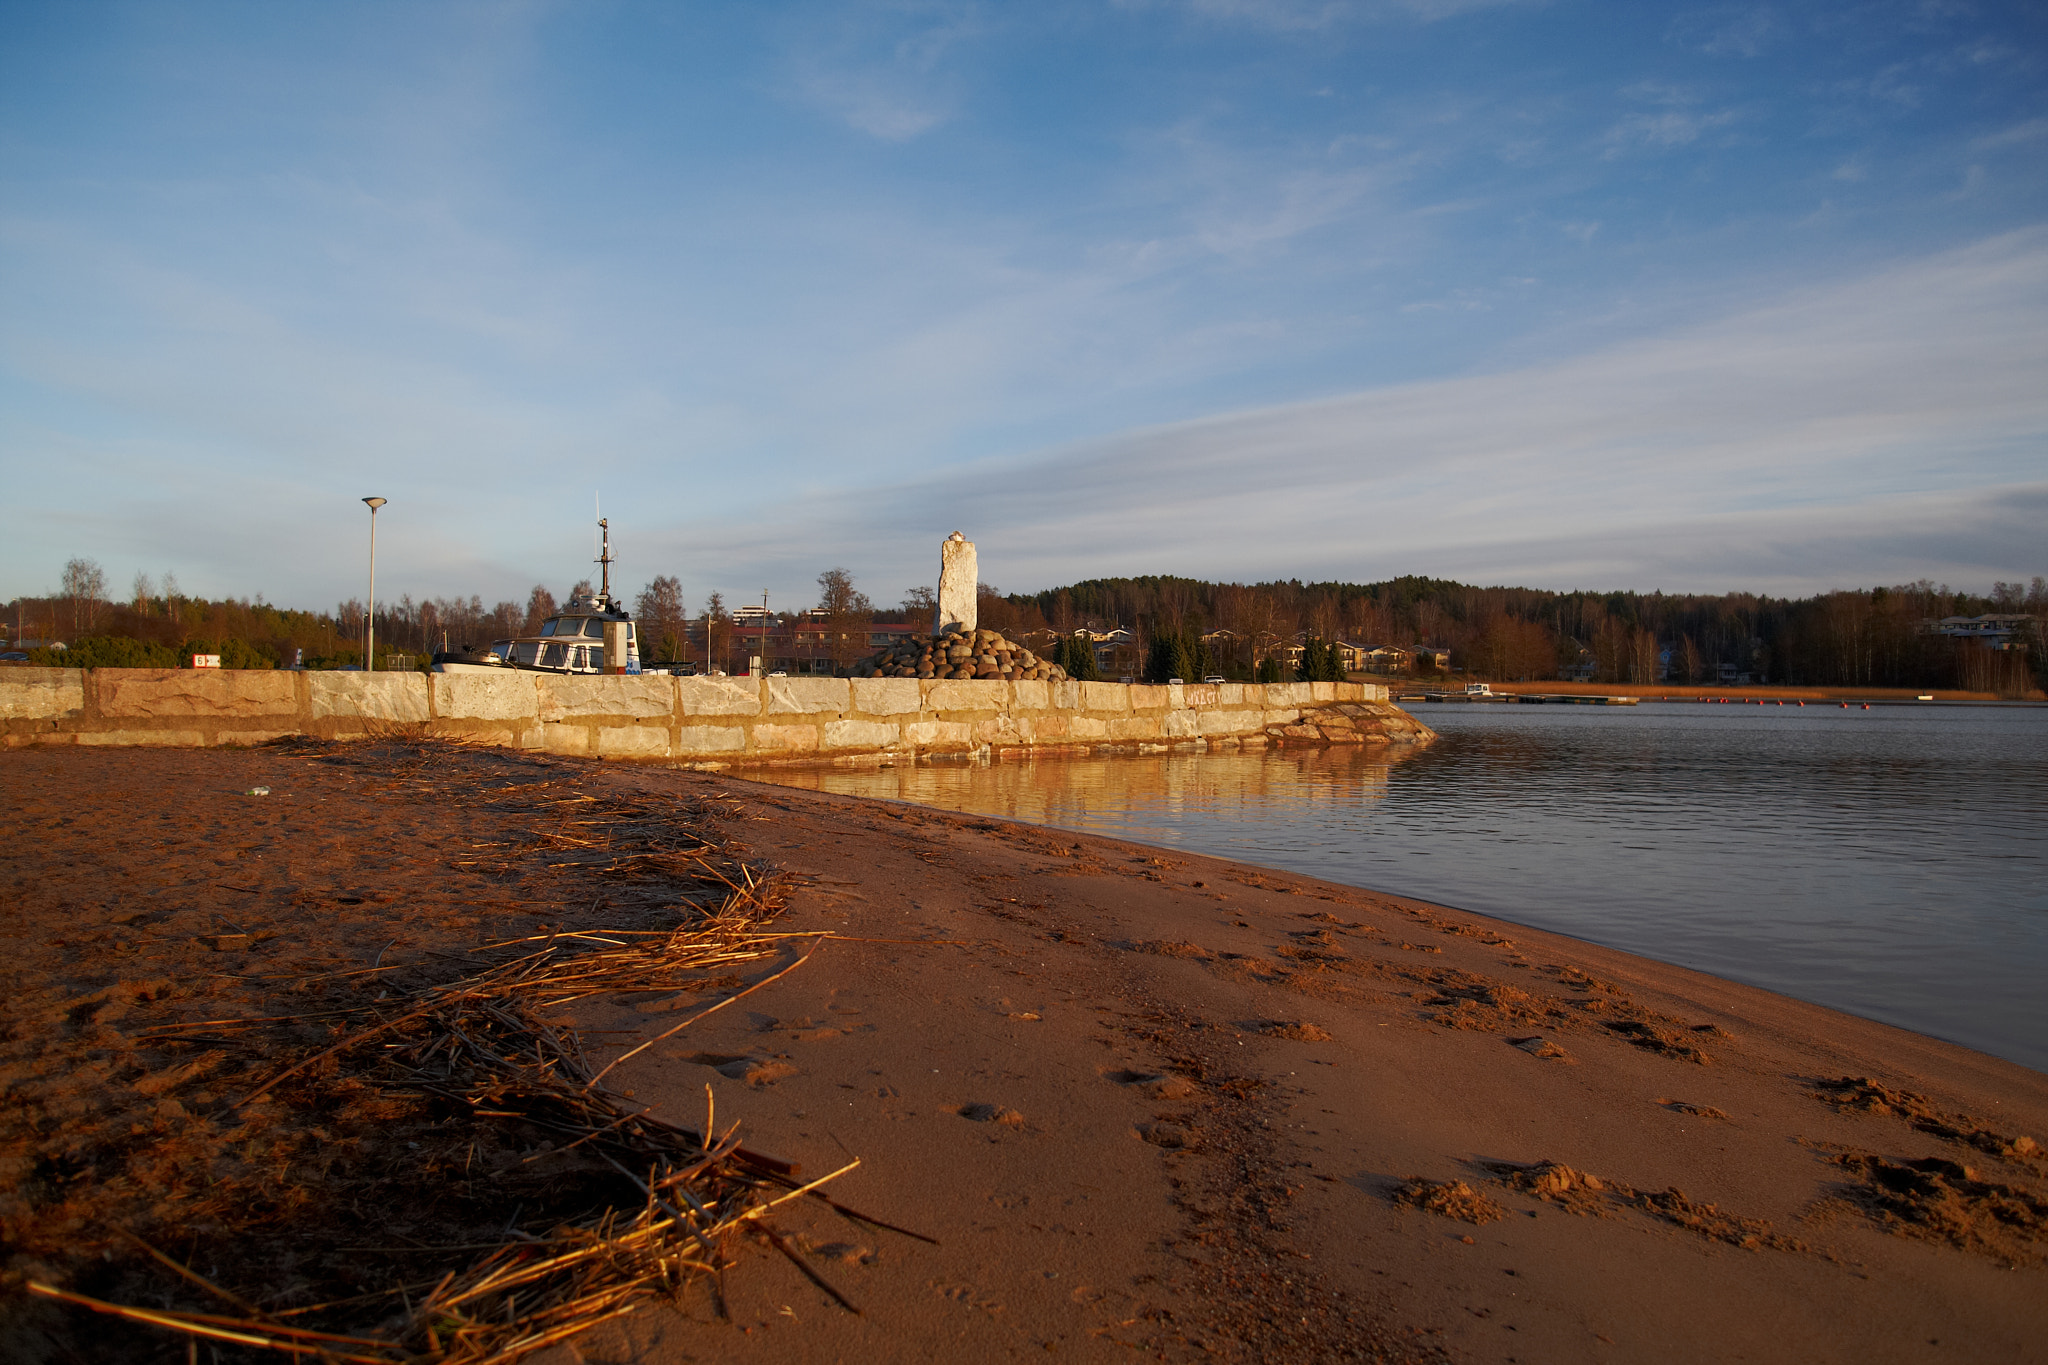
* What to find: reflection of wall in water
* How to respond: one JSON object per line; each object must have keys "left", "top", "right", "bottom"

{"left": 768, "top": 744, "right": 1419, "bottom": 832}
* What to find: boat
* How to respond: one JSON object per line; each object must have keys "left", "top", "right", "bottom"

{"left": 432, "top": 518, "right": 642, "bottom": 676}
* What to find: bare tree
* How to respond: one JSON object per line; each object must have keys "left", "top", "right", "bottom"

{"left": 1679, "top": 634, "right": 1705, "bottom": 684}
{"left": 62, "top": 558, "right": 105, "bottom": 635}
{"left": 1629, "top": 628, "right": 1661, "bottom": 684}
{"left": 485, "top": 600, "right": 524, "bottom": 639}
{"left": 902, "top": 586, "right": 936, "bottom": 617}
{"left": 524, "top": 585, "right": 557, "bottom": 634}
{"left": 704, "top": 592, "right": 731, "bottom": 674}
{"left": 163, "top": 570, "right": 181, "bottom": 626}
{"left": 817, "top": 569, "right": 874, "bottom": 672}
{"left": 131, "top": 572, "right": 154, "bottom": 613}
{"left": 636, "top": 575, "right": 686, "bottom": 662}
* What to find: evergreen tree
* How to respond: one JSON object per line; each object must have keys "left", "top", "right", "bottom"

{"left": 1295, "top": 636, "right": 1345, "bottom": 682}
{"left": 1145, "top": 624, "right": 1211, "bottom": 682}
{"left": 1144, "top": 631, "right": 1175, "bottom": 684}
{"left": 1059, "top": 634, "right": 1102, "bottom": 681}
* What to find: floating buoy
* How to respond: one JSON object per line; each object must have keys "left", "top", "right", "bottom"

{"left": 1798, "top": 701, "right": 1805, "bottom": 707}
{"left": 1861, "top": 704, "right": 1870, "bottom": 710}
{"left": 1840, "top": 703, "right": 1848, "bottom": 708}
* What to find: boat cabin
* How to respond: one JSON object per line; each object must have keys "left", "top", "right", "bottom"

{"left": 488, "top": 592, "right": 640, "bottom": 674}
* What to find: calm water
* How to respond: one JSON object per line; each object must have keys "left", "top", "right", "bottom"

{"left": 753, "top": 703, "right": 2048, "bottom": 1072}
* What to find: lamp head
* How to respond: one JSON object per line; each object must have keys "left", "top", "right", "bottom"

{"left": 363, "top": 497, "right": 387, "bottom": 510}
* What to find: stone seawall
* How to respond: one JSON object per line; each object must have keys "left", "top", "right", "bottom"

{"left": 0, "top": 668, "right": 1432, "bottom": 763}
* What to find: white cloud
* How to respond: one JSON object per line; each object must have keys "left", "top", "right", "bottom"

{"left": 1973, "top": 117, "right": 2048, "bottom": 152}
{"left": 1667, "top": 5, "right": 1780, "bottom": 59}
{"left": 649, "top": 229, "right": 2048, "bottom": 597}
{"left": 1603, "top": 107, "right": 1741, "bottom": 153}
{"left": 792, "top": 65, "right": 955, "bottom": 140}
{"left": 1132, "top": 0, "right": 1537, "bottom": 29}
{"left": 781, "top": 3, "right": 983, "bottom": 140}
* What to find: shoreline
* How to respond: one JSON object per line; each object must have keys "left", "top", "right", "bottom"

{"left": 4, "top": 742, "right": 2043, "bottom": 1363}
{"left": 618, "top": 764, "right": 2048, "bottom": 1363}
{"left": 1447, "top": 680, "right": 2045, "bottom": 704}
{"left": 737, "top": 740, "right": 2046, "bottom": 1078}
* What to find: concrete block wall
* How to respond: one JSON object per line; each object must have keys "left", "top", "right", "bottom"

{"left": 0, "top": 667, "right": 1431, "bottom": 762}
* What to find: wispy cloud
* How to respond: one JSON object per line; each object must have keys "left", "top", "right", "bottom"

{"left": 1128, "top": 0, "right": 1536, "bottom": 30}
{"left": 1973, "top": 116, "right": 2048, "bottom": 151}
{"left": 781, "top": 2, "right": 984, "bottom": 140}
{"left": 1603, "top": 83, "right": 1743, "bottom": 154}
{"left": 1667, "top": 5, "right": 1781, "bottom": 59}
{"left": 652, "top": 230, "right": 2048, "bottom": 597}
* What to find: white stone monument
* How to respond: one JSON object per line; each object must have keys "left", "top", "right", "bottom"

{"left": 933, "top": 531, "right": 977, "bottom": 636}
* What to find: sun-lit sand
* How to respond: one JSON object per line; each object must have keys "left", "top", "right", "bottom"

{"left": 4, "top": 741, "right": 2043, "bottom": 1363}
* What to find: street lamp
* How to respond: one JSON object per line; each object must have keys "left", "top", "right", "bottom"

{"left": 362, "top": 497, "right": 386, "bottom": 669}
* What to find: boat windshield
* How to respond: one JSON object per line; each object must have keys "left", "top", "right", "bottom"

{"left": 539, "top": 620, "right": 558, "bottom": 637}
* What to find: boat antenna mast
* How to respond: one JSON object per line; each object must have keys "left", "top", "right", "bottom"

{"left": 594, "top": 494, "right": 614, "bottom": 609}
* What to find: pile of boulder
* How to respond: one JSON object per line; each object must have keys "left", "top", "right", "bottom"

{"left": 847, "top": 627, "right": 1068, "bottom": 682}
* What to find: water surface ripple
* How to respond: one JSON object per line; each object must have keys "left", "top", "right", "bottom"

{"left": 753, "top": 704, "right": 2048, "bottom": 1072}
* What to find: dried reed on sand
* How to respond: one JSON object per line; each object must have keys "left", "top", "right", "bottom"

{"left": 24, "top": 740, "right": 922, "bottom": 1364}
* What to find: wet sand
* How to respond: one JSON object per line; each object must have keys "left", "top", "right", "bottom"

{"left": 3, "top": 742, "right": 2044, "bottom": 1363}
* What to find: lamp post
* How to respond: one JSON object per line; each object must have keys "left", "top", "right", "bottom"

{"left": 362, "top": 497, "right": 386, "bottom": 669}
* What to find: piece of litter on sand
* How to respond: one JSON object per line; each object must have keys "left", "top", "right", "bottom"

{"left": 245, "top": 786, "right": 271, "bottom": 796}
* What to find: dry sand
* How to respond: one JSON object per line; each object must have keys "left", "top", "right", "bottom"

{"left": 3, "top": 741, "right": 2044, "bottom": 1363}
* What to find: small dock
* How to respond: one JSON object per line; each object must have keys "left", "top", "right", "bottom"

{"left": 1397, "top": 691, "right": 1638, "bottom": 706}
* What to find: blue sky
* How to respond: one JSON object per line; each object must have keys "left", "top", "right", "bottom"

{"left": 2, "top": 0, "right": 2043, "bottom": 616}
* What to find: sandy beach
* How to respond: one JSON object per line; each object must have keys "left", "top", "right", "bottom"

{"left": 3, "top": 740, "right": 2044, "bottom": 1363}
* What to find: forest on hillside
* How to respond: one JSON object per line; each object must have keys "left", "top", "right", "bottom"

{"left": 7, "top": 558, "right": 2043, "bottom": 695}
{"left": 980, "top": 574, "right": 2047, "bottom": 694}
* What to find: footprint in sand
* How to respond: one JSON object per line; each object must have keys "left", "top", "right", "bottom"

{"left": 800, "top": 1237, "right": 876, "bottom": 1266}
{"left": 1394, "top": 1177, "right": 1506, "bottom": 1225}
{"left": 672, "top": 1051, "right": 798, "bottom": 1086}
{"left": 956, "top": 1102, "right": 1025, "bottom": 1126}
{"left": 1105, "top": 1068, "right": 1199, "bottom": 1101}
{"left": 1252, "top": 1020, "right": 1333, "bottom": 1042}
{"left": 1508, "top": 1036, "right": 1575, "bottom": 1063}
{"left": 761, "top": 1015, "right": 849, "bottom": 1042}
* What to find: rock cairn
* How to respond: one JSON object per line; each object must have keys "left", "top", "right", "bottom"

{"left": 847, "top": 628, "right": 1068, "bottom": 682}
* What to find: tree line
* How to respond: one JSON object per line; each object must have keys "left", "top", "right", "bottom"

{"left": 7, "top": 557, "right": 2042, "bottom": 694}
{"left": 986, "top": 573, "right": 2047, "bottom": 694}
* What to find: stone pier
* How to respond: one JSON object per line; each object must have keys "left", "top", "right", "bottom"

{"left": 0, "top": 668, "right": 1433, "bottom": 763}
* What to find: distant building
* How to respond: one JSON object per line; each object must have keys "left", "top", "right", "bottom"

{"left": 1076, "top": 626, "right": 1138, "bottom": 675}
{"left": 1354, "top": 644, "right": 1414, "bottom": 674}
{"left": 1927, "top": 614, "right": 2035, "bottom": 650}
